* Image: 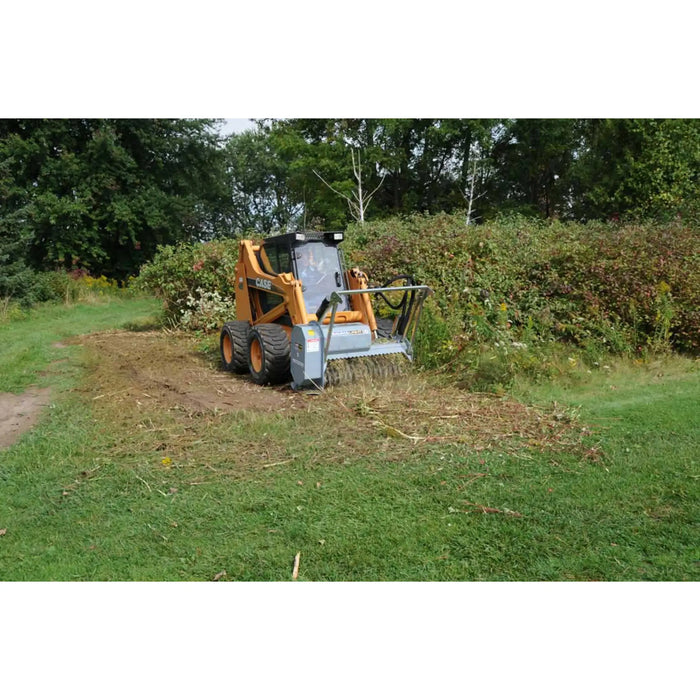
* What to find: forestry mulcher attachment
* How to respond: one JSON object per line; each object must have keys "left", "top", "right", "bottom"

{"left": 219, "top": 231, "right": 432, "bottom": 390}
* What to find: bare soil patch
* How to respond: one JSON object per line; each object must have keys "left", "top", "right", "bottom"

{"left": 74, "top": 329, "right": 302, "bottom": 415}
{"left": 0, "top": 387, "right": 52, "bottom": 450}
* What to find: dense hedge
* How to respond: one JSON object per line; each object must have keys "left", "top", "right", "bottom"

{"left": 135, "top": 239, "right": 239, "bottom": 329}
{"left": 344, "top": 213, "right": 700, "bottom": 360}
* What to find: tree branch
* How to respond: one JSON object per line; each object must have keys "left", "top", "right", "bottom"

{"left": 312, "top": 170, "right": 352, "bottom": 204}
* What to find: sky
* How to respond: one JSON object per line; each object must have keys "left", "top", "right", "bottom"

{"left": 3, "top": 4, "right": 697, "bottom": 119}
{"left": 218, "top": 119, "right": 255, "bottom": 136}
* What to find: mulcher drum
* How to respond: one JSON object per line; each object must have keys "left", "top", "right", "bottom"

{"left": 323, "top": 354, "right": 409, "bottom": 387}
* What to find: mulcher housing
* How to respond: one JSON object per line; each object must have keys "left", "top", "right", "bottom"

{"left": 219, "top": 231, "right": 432, "bottom": 390}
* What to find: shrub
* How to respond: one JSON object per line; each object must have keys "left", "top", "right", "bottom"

{"left": 0, "top": 262, "right": 41, "bottom": 307}
{"left": 0, "top": 268, "right": 128, "bottom": 324}
{"left": 179, "top": 288, "right": 237, "bottom": 332}
{"left": 0, "top": 296, "right": 27, "bottom": 324}
{"left": 344, "top": 213, "right": 700, "bottom": 387}
{"left": 135, "top": 239, "right": 240, "bottom": 325}
{"left": 32, "top": 270, "right": 125, "bottom": 304}
{"left": 31, "top": 270, "right": 79, "bottom": 303}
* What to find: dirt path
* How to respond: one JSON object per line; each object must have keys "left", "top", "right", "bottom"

{"left": 1, "top": 328, "right": 299, "bottom": 451}
{"left": 74, "top": 329, "right": 303, "bottom": 415}
{"left": 0, "top": 387, "right": 52, "bottom": 450}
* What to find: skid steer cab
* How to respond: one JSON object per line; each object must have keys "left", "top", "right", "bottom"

{"left": 219, "top": 230, "right": 433, "bottom": 390}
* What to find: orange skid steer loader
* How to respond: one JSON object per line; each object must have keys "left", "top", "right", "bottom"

{"left": 219, "top": 231, "right": 432, "bottom": 390}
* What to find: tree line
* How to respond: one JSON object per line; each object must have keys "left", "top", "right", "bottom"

{"left": 1, "top": 118, "right": 698, "bottom": 290}
{"left": 233, "top": 119, "right": 699, "bottom": 229}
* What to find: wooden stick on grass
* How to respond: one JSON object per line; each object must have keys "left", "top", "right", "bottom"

{"left": 292, "top": 552, "right": 301, "bottom": 580}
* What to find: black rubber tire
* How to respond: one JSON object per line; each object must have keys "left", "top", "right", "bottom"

{"left": 220, "top": 321, "right": 249, "bottom": 373}
{"left": 247, "top": 323, "right": 291, "bottom": 385}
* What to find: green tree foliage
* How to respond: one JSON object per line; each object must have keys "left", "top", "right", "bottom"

{"left": 222, "top": 118, "right": 698, "bottom": 229}
{"left": 486, "top": 119, "right": 581, "bottom": 219}
{"left": 0, "top": 128, "right": 44, "bottom": 300}
{"left": 368, "top": 118, "right": 496, "bottom": 216}
{"left": 572, "top": 119, "right": 700, "bottom": 221}
{"left": 226, "top": 119, "right": 499, "bottom": 230}
{"left": 223, "top": 126, "right": 307, "bottom": 233}
{"left": 3, "top": 117, "right": 699, "bottom": 303}
{"left": 0, "top": 119, "right": 228, "bottom": 281}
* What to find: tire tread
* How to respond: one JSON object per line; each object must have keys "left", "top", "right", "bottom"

{"left": 220, "top": 321, "right": 249, "bottom": 373}
{"left": 248, "top": 323, "right": 290, "bottom": 385}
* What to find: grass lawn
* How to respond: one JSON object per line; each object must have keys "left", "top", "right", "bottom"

{"left": 0, "top": 297, "right": 698, "bottom": 581}
{"left": 0, "top": 295, "right": 162, "bottom": 393}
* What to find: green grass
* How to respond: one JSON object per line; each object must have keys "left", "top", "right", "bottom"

{"left": 507, "top": 357, "right": 700, "bottom": 579}
{"left": 0, "top": 295, "right": 161, "bottom": 393}
{"left": 0, "top": 298, "right": 698, "bottom": 581}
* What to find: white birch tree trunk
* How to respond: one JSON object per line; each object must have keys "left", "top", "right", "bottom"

{"left": 314, "top": 148, "right": 385, "bottom": 225}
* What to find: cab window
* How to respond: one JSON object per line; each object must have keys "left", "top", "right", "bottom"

{"left": 263, "top": 244, "right": 292, "bottom": 275}
{"left": 293, "top": 242, "right": 349, "bottom": 315}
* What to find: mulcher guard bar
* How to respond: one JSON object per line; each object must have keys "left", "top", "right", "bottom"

{"left": 371, "top": 275, "right": 417, "bottom": 338}
{"left": 322, "top": 283, "right": 433, "bottom": 348}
